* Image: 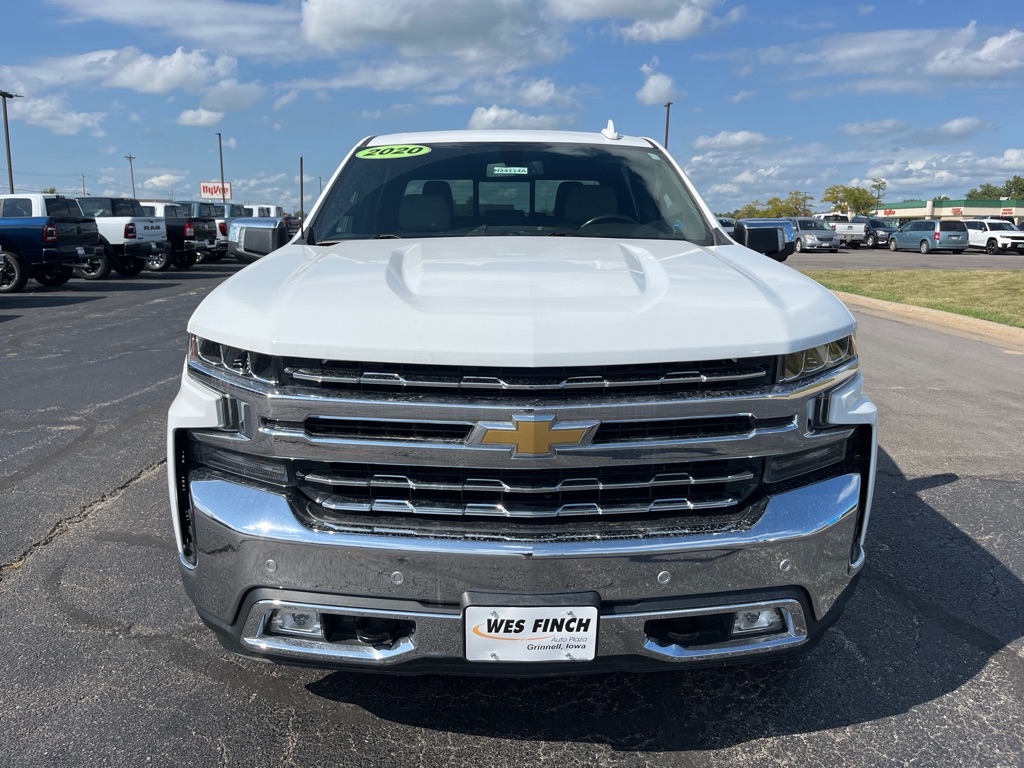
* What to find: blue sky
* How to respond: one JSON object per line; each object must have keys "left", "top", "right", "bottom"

{"left": 1, "top": 0, "right": 1022, "bottom": 214}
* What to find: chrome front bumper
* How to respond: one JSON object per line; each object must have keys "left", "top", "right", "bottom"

{"left": 180, "top": 471, "right": 865, "bottom": 670}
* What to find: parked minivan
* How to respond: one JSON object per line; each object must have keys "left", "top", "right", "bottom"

{"left": 888, "top": 219, "right": 968, "bottom": 253}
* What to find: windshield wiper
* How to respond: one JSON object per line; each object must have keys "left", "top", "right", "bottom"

{"left": 374, "top": 233, "right": 402, "bottom": 239}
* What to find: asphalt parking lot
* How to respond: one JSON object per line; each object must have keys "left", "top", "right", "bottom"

{"left": 1, "top": 258, "right": 1022, "bottom": 767}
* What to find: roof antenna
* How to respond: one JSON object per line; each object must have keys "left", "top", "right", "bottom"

{"left": 601, "top": 119, "right": 622, "bottom": 140}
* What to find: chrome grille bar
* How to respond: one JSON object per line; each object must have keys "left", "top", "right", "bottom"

{"left": 318, "top": 495, "right": 740, "bottom": 518}
{"left": 300, "top": 469, "right": 755, "bottom": 495}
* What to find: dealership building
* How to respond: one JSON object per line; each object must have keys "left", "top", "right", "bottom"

{"left": 871, "top": 198, "right": 1024, "bottom": 224}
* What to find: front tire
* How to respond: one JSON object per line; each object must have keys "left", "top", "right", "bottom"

{"left": 0, "top": 251, "right": 29, "bottom": 293}
{"left": 986, "top": 239, "right": 999, "bottom": 255}
{"left": 889, "top": 238, "right": 899, "bottom": 252}
{"left": 920, "top": 240, "right": 930, "bottom": 254}
{"left": 795, "top": 238, "right": 804, "bottom": 253}
{"left": 865, "top": 234, "right": 876, "bottom": 248}
{"left": 34, "top": 264, "right": 73, "bottom": 286}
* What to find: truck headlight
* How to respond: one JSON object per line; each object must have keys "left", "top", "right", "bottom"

{"left": 189, "top": 335, "right": 280, "bottom": 384}
{"left": 780, "top": 335, "right": 856, "bottom": 383}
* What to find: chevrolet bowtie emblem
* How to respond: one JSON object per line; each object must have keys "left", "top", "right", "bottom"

{"left": 469, "top": 414, "right": 599, "bottom": 457}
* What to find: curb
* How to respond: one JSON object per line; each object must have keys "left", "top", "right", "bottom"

{"left": 833, "top": 291, "right": 1024, "bottom": 350}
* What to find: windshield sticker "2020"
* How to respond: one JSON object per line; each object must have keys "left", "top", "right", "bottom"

{"left": 355, "top": 145, "right": 431, "bottom": 159}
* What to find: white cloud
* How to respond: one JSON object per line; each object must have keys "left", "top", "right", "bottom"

{"left": 301, "top": 0, "right": 569, "bottom": 76}
{"left": 107, "top": 47, "right": 236, "bottom": 93}
{"left": 926, "top": 24, "right": 1024, "bottom": 79}
{"left": 692, "top": 130, "right": 771, "bottom": 151}
{"left": 636, "top": 59, "right": 679, "bottom": 105}
{"left": 520, "top": 79, "right": 558, "bottom": 107}
{"left": 9, "top": 95, "right": 105, "bottom": 136}
{"left": 142, "top": 173, "right": 185, "bottom": 191}
{"left": 222, "top": 137, "right": 238, "bottom": 149}
{"left": 201, "top": 79, "right": 265, "bottom": 112}
{"left": 729, "top": 90, "right": 756, "bottom": 104}
{"left": 856, "top": 5, "right": 874, "bottom": 15}
{"left": 842, "top": 119, "right": 908, "bottom": 135}
{"left": 176, "top": 108, "right": 223, "bottom": 126}
{"left": 273, "top": 90, "right": 298, "bottom": 111}
{"left": 466, "top": 105, "right": 564, "bottom": 130}
{"left": 48, "top": 0, "right": 304, "bottom": 58}
{"left": 911, "top": 116, "right": 991, "bottom": 145}
{"left": 746, "top": 21, "right": 1024, "bottom": 94}
{"left": 618, "top": 3, "right": 717, "bottom": 42}
{"left": 546, "top": 0, "right": 743, "bottom": 43}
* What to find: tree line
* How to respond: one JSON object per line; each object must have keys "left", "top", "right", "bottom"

{"left": 723, "top": 174, "right": 1024, "bottom": 218}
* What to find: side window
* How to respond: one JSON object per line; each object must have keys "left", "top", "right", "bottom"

{"left": 141, "top": 206, "right": 156, "bottom": 216}
{"left": 2, "top": 198, "right": 33, "bottom": 217}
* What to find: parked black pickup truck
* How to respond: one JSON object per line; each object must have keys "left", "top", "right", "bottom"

{"left": 139, "top": 201, "right": 217, "bottom": 271}
{"left": 0, "top": 193, "right": 102, "bottom": 292}
{"left": 174, "top": 201, "right": 223, "bottom": 263}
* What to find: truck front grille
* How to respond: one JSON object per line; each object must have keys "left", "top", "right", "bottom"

{"left": 282, "top": 356, "right": 776, "bottom": 400}
{"left": 185, "top": 353, "right": 861, "bottom": 538}
{"left": 294, "top": 457, "right": 762, "bottom": 521}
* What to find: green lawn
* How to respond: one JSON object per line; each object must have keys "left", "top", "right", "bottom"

{"left": 802, "top": 270, "right": 1024, "bottom": 329}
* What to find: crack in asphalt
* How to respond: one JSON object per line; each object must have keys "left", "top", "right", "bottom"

{"left": 0, "top": 460, "right": 166, "bottom": 579}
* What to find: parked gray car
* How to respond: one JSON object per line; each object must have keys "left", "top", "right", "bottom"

{"left": 788, "top": 217, "right": 840, "bottom": 253}
{"left": 888, "top": 220, "right": 968, "bottom": 254}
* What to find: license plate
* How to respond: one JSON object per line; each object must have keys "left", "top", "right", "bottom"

{"left": 464, "top": 605, "right": 598, "bottom": 662}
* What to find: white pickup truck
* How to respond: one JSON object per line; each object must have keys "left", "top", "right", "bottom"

{"left": 815, "top": 213, "right": 866, "bottom": 249}
{"left": 168, "top": 126, "right": 877, "bottom": 674}
{"left": 75, "top": 197, "right": 171, "bottom": 278}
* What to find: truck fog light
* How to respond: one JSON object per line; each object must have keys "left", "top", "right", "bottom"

{"left": 765, "top": 440, "right": 847, "bottom": 483}
{"left": 731, "top": 608, "right": 784, "bottom": 636}
{"left": 270, "top": 609, "right": 324, "bottom": 638}
{"left": 191, "top": 441, "right": 291, "bottom": 484}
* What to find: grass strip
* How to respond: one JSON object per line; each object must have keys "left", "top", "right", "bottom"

{"left": 802, "top": 270, "right": 1024, "bottom": 329}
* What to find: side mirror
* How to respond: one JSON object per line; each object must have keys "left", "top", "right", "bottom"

{"left": 733, "top": 219, "right": 797, "bottom": 262}
{"left": 228, "top": 217, "right": 290, "bottom": 263}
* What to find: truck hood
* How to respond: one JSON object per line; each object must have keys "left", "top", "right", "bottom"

{"left": 189, "top": 237, "right": 856, "bottom": 366}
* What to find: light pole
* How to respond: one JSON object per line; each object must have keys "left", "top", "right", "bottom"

{"left": 124, "top": 153, "right": 136, "bottom": 197}
{"left": 663, "top": 101, "right": 672, "bottom": 149}
{"left": 216, "top": 132, "right": 226, "bottom": 204}
{"left": 1, "top": 89, "right": 23, "bottom": 194}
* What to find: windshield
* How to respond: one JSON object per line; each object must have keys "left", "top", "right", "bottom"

{"left": 309, "top": 141, "right": 713, "bottom": 244}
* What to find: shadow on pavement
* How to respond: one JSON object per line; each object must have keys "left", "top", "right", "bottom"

{"left": 306, "top": 447, "right": 1023, "bottom": 751}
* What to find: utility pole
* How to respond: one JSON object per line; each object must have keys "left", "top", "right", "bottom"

{"left": 663, "top": 101, "right": 672, "bottom": 149}
{"left": 299, "top": 156, "right": 304, "bottom": 222}
{"left": 216, "top": 132, "right": 226, "bottom": 204}
{"left": 82, "top": 174, "right": 86, "bottom": 195}
{"left": 124, "top": 153, "right": 136, "bottom": 197}
{"left": 1, "top": 89, "right": 23, "bottom": 194}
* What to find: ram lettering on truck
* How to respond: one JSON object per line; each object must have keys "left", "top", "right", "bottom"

{"left": 168, "top": 125, "right": 877, "bottom": 674}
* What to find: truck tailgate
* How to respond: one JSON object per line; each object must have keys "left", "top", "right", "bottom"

{"left": 53, "top": 217, "right": 100, "bottom": 249}
{"left": 135, "top": 218, "right": 168, "bottom": 242}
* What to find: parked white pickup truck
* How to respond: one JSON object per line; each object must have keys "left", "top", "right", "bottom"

{"left": 75, "top": 197, "right": 171, "bottom": 278}
{"left": 168, "top": 126, "right": 877, "bottom": 675}
{"left": 814, "top": 213, "right": 866, "bottom": 249}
